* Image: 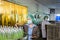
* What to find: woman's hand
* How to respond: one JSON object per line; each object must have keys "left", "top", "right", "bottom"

{"left": 31, "top": 36, "right": 37, "bottom": 39}
{"left": 15, "top": 24, "right": 18, "bottom": 27}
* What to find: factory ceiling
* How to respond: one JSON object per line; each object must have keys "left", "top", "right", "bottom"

{"left": 35, "top": 0, "right": 60, "bottom": 8}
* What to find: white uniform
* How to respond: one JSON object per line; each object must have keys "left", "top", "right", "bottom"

{"left": 41, "top": 20, "right": 50, "bottom": 38}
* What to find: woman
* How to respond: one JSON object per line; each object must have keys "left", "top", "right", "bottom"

{"left": 41, "top": 16, "right": 50, "bottom": 40}
{"left": 23, "top": 18, "right": 40, "bottom": 40}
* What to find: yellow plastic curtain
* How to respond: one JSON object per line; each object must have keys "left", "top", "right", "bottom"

{"left": 0, "top": 1, "right": 28, "bottom": 27}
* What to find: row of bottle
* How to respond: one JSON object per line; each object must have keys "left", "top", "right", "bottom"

{"left": 0, "top": 26, "right": 23, "bottom": 33}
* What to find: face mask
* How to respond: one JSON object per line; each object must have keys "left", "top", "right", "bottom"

{"left": 27, "top": 20, "right": 32, "bottom": 24}
{"left": 45, "top": 18, "right": 49, "bottom": 21}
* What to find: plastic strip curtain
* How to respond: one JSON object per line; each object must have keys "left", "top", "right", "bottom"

{"left": 0, "top": 1, "right": 28, "bottom": 26}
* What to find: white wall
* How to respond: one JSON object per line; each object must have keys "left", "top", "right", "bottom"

{"left": 8, "top": 0, "right": 50, "bottom": 14}
{"left": 55, "top": 8, "right": 60, "bottom": 14}
{"left": 38, "top": 3, "right": 50, "bottom": 14}
{"left": 49, "top": 14, "right": 55, "bottom": 21}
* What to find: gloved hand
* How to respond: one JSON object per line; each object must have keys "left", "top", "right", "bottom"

{"left": 23, "top": 35, "right": 28, "bottom": 40}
